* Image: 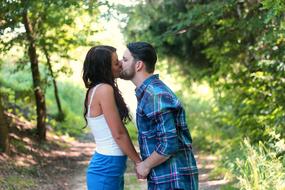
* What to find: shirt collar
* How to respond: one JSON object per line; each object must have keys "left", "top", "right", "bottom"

{"left": 135, "top": 74, "right": 159, "bottom": 100}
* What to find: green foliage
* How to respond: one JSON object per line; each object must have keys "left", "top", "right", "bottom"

{"left": 126, "top": 121, "right": 138, "bottom": 142}
{"left": 220, "top": 184, "right": 239, "bottom": 190}
{"left": 0, "top": 176, "right": 37, "bottom": 190}
{"left": 224, "top": 138, "right": 285, "bottom": 190}
{"left": 0, "top": 164, "right": 39, "bottom": 190}
{"left": 46, "top": 82, "right": 85, "bottom": 137}
{"left": 0, "top": 61, "right": 86, "bottom": 137}
{"left": 119, "top": 0, "right": 285, "bottom": 143}
{"left": 0, "top": 0, "right": 103, "bottom": 89}
{"left": 12, "top": 166, "right": 39, "bottom": 177}
{"left": 11, "top": 139, "right": 29, "bottom": 153}
{"left": 178, "top": 82, "right": 224, "bottom": 153}
{"left": 0, "top": 0, "right": 112, "bottom": 138}
{"left": 0, "top": 62, "right": 41, "bottom": 119}
{"left": 119, "top": 2, "right": 285, "bottom": 188}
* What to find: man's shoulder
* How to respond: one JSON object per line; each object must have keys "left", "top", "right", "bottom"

{"left": 143, "top": 81, "right": 180, "bottom": 108}
{"left": 146, "top": 79, "right": 176, "bottom": 98}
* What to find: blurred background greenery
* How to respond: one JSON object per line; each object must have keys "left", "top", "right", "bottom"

{"left": 1, "top": 0, "right": 285, "bottom": 189}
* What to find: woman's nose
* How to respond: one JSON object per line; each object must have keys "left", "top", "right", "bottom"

{"left": 119, "top": 60, "right": 123, "bottom": 67}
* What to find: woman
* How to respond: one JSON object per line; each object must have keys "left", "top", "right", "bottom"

{"left": 82, "top": 45, "right": 141, "bottom": 190}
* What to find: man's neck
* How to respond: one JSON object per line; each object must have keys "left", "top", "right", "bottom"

{"left": 131, "top": 72, "right": 153, "bottom": 88}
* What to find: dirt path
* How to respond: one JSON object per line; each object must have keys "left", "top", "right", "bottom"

{"left": 196, "top": 154, "right": 229, "bottom": 190}
{"left": 66, "top": 141, "right": 228, "bottom": 190}
{"left": 65, "top": 141, "right": 95, "bottom": 190}
{"left": 66, "top": 141, "right": 146, "bottom": 190}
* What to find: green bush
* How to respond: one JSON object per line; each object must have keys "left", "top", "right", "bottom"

{"left": 0, "top": 62, "right": 86, "bottom": 137}
{"left": 177, "top": 82, "right": 225, "bottom": 153}
{"left": 46, "top": 81, "right": 85, "bottom": 137}
{"left": 224, "top": 137, "right": 285, "bottom": 190}
{"left": 126, "top": 121, "right": 138, "bottom": 142}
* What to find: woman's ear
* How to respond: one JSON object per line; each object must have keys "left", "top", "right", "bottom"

{"left": 136, "top": 60, "right": 144, "bottom": 72}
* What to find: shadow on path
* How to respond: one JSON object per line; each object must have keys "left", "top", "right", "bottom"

{"left": 67, "top": 140, "right": 229, "bottom": 190}
{"left": 196, "top": 154, "right": 229, "bottom": 190}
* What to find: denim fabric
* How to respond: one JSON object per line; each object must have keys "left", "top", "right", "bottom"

{"left": 86, "top": 152, "right": 127, "bottom": 190}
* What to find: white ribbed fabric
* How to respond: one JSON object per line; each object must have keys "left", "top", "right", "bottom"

{"left": 87, "top": 84, "right": 124, "bottom": 156}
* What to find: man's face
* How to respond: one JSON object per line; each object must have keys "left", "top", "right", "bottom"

{"left": 120, "top": 48, "right": 136, "bottom": 80}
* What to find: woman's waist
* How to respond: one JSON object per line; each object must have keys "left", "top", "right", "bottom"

{"left": 95, "top": 143, "right": 124, "bottom": 156}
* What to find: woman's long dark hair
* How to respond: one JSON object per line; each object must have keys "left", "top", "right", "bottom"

{"left": 82, "top": 45, "right": 131, "bottom": 126}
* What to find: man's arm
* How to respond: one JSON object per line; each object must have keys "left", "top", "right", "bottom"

{"left": 136, "top": 151, "right": 170, "bottom": 177}
{"left": 137, "top": 93, "right": 179, "bottom": 177}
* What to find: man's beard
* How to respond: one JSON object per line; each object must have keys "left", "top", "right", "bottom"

{"left": 120, "top": 69, "right": 135, "bottom": 80}
{"left": 120, "top": 62, "right": 136, "bottom": 80}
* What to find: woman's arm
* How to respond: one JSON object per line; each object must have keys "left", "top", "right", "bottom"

{"left": 97, "top": 84, "right": 141, "bottom": 163}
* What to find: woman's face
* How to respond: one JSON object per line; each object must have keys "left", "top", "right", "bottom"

{"left": 111, "top": 52, "right": 122, "bottom": 78}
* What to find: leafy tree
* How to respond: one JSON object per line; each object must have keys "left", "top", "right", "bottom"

{"left": 0, "top": 0, "right": 102, "bottom": 140}
{"left": 0, "top": 89, "right": 10, "bottom": 154}
{"left": 119, "top": 0, "right": 285, "bottom": 142}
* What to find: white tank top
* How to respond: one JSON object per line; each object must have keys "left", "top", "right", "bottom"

{"left": 86, "top": 84, "right": 124, "bottom": 156}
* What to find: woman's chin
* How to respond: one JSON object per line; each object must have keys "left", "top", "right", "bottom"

{"left": 113, "top": 74, "right": 120, "bottom": 79}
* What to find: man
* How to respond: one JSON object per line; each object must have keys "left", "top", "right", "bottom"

{"left": 120, "top": 42, "right": 198, "bottom": 190}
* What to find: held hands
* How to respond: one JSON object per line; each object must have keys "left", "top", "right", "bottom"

{"left": 134, "top": 151, "right": 169, "bottom": 180}
{"left": 135, "top": 161, "right": 151, "bottom": 179}
{"left": 133, "top": 161, "right": 146, "bottom": 180}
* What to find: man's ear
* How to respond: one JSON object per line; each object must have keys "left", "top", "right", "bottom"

{"left": 135, "top": 60, "right": 144, "bottom": 71}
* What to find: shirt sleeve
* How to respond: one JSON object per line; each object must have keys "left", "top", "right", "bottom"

{"left": 145, "top": 92, "right": 180, "bottom": 156}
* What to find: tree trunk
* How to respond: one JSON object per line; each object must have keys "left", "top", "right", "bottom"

{"left": 42, "top": 46, "right": 65, "bottom": 121}
{"left": 0, "top": 93, "right": 10, "bottom": 154}
{"left": 22, "top": 9, "right": 47, "bottom": 141}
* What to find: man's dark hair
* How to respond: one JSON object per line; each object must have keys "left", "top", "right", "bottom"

{"left": 127, "top": 42, "right": 157, "bottom": 73}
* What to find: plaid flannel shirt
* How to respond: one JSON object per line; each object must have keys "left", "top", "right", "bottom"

{"left": 135, "top": 74, "right": 198, "bottom": 188}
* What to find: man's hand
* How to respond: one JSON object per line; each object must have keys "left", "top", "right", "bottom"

{"left": 134, "top": 162, "right": 147, "bottom": 180}
{"left": 136, "top": 161, "right": 151, "bottom": 178}
{"left": 135, "top": 151, "right": 170, "bottom": 179}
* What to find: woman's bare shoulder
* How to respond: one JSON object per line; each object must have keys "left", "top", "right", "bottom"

{"left": 96, "top": 83, "right": 114, "bottom": 96}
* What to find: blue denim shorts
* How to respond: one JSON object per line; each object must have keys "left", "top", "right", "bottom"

{"left": 86, "top": 152, "right": 127, "bottom": 190}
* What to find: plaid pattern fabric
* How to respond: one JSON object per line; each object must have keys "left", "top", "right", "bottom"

{"left": 135, "top": 75, "right": 198, "bottom": 189}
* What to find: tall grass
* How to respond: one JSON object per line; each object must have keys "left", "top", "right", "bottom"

{"left": 225, "top": 137, "right": 285, "bottom": 190}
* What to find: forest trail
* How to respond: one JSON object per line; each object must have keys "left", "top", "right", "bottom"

{"left": 66, "top": 139, "right": 228, "bottom": 190}
{"left": 197, "top": 154, "right": 229, "bottom": 190}
{"left": 0, "top": 126, "right": 228, "bottom": 190}
{"left": 63, "top": 141, "right": 95, "bottom": 190}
